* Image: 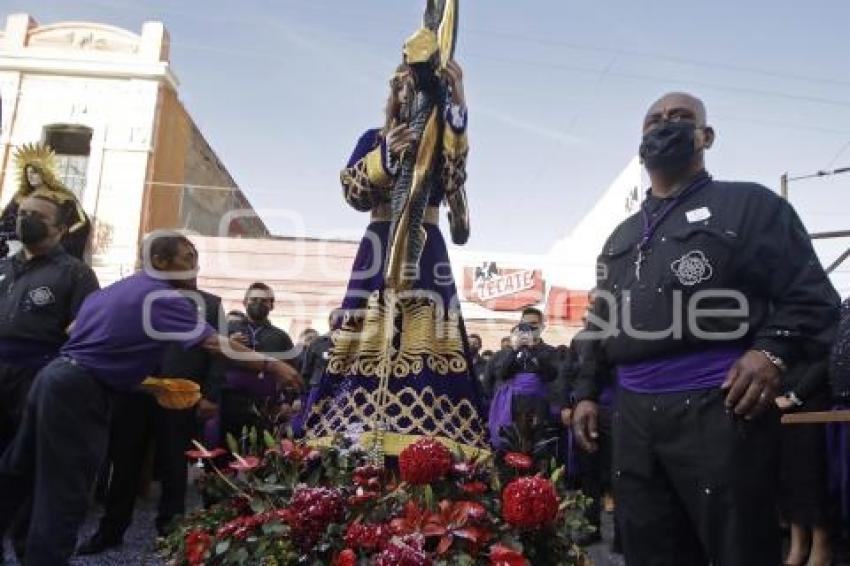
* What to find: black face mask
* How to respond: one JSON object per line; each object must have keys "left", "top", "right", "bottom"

{"left": 246, "top": 303, "right": 271, "bottom": 322}
{"left": 16, "top": 215, "right": 50, "bottom": 245}
{"left": 639, "top": 121, "right": 698, "bottom": 174}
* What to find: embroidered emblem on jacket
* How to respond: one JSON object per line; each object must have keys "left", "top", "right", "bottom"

{"left": 671, "top": 250, "right": 713, "bottom": 286}
{"left": 28, "top": 286, "right": 56, "bottom": 307}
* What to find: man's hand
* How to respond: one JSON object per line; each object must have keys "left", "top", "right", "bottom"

{"left": 230, "top": 332, "right": 249, "bottom": 347}
{"left": 572, "top": 400, "right": 599, "bottom": 453}
{"left": 268, "top": 360, "right": 304, "bottom": 391}
{"left": 443, "top": 60, "right": 465, "bottom": 106}
{"left": 196, "top": 399, "right": 218, "bottom": 421}
{"left": 386, "top": 123, "right": 417, "bottom": 156}
{"left": 774, "top": 395, "right": 795, "bottom": 412}
{"left": 721, "top": 350, "right": 781, "bottom": 419}
{"left": 560, "top": 406, "right": 573, "bottom": 427}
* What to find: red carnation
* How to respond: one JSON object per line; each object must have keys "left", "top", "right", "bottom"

{"left": 503, "top": 452, "right": 533, "bottom": 472}
{"left": 489, "top": 543, "right": 529, "bottom": 566}
{"left": 345, "top": 521, "right": 392, "bottom": 551}
{"left": 374, "top": 534, "right": 432, "bottom": 566}
{"left": 501, "top": 475, "right": 559, "bottom": 529}
{"left": 284, "top": 486, "right": 345, "bottom": 549}
{"left": 184, "top": 529, "right": 211, "bottom": 566}
{"left": 333, "top": 548, "right": 357, "bottom": 566}
{"left": 460, "top": 481, "right": 489, "bottom": 495}
{"left": 399, "top": 438, "right": 453, "bottom": 485}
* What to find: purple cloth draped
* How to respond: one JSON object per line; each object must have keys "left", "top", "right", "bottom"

{"left": 617, "top": 344, "right": 744, "bottom": 394}
{"left": 225, "top": 368, "right": 277, "bottom": 398}
{"left": 826, "top": 404, "right": 850, "bottom": 523}
{"left": 302, "top": 219, "right": 488, "bottom": 450}
{"left": 488, "top": 372, "right": 546, "bottom": 449}
{"left": 291, "top": 385, "right": 321, "bottom": 437}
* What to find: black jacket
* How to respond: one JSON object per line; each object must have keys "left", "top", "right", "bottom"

{"left": 156, "top": 290, "right": 226, "bottom": 402}
{"left": 300, "top": 335, "right": 332, "bottom": 387}
{"left": 575, "top": 172, "right": 840, "bottom": 401}
{"left": 483, "top": 342, "right": 567, "bottom": 408}
{"left": 0, "top": 247, "right": 98, "bottom": 347}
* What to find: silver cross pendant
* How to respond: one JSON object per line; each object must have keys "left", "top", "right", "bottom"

{"left": 634, "top": 246, "right": 645, "bottom": 281}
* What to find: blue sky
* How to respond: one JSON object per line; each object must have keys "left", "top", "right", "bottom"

{"left": 9, "top": 0, "right": 850, "bottom": 289}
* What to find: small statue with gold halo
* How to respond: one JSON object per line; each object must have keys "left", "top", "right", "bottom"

{"left": 0, "top": 143, "right": 91, "bottom": 260}
{"left": 301, "top": 0, "right": 488, "bottom": 461}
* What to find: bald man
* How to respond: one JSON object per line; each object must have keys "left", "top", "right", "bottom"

{"left": 571, "top": 92, "right": 840, "bottom": 565}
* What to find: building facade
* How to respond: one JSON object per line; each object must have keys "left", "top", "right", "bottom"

{"left": 0, "top": 13, "right": 267, "bottom": 285}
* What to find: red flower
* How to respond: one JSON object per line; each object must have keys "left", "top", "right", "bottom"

{"left": 347, "top": 486, "right": 380, "bottom": 506}
{"left": 284, "top": 487, "right": 345, "bottom": 549}
{"left": 502, "top": 475, "right": 559, "bottom": 529}
{"left": 390, "top": 501, "right": 432, "bottom": 536}
{"left": 503, "top": 452, "right": 533, "bottom": 471}
{"left": 274, "top": 439, "right": 321, "bottom": 463}
{"left": 184, "top": 440, "right": 227, "bottom": 461}
{"left": 374, "top": 534, "right": 432, "bottom": 566}
{"left": 423, "top": 500, "right": 491, "bottom": 555}
{"left": 228, "top": 455, "right": 261, "bottom": 473}
{"left": 489, "top": 543, "right": 529, "bottom": 566}
{"left": 345, "top": 521, "right": 392, "bottom": 551}
{"left": 184, "top": 529, "right": 211, "bottom": 566}
{"left": 333, "top": 548, "right": 357, "bottom": 566}
{"left": 460, "top": 481, "right": 489, "bottom": 495}
{"left": 399, "top": 438, "right": 453, "bottom": 485}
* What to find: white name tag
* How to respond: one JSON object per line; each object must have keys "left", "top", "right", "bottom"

{"left": 686, "top": 207, "right": 711, "bottom": 223}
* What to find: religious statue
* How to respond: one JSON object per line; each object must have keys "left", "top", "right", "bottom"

{"left": 0, "top": 143, "right": 91, "bottom": 260}
{"left": 302, "top": 0, "right": 488, "bottom": 459}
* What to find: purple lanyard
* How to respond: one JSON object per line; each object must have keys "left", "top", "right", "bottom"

{"left": 634, "top": 174, "right": 711, "bottom": 280}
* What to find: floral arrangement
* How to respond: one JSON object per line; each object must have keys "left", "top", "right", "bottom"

{"left": 160, "top": 428, "right": 593, "bottom": 565}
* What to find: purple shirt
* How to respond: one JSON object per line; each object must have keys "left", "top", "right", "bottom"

{"left": 617, "top": 344, "right": 744, "bottom": 394}
{"left": 61, "top": 272, "right": 216, "bottom": 391}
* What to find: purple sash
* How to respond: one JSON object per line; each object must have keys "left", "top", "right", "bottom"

{"left": 617, "top": 345, "right": 744, "bottom": 394}
{"left": 488, "top": 372, "right": 546, "bottom": 449}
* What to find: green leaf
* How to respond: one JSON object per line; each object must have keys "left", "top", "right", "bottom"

{"left": 262, "top": 522, "right": 286, "bottom": 536}
{"left": 263, "top": 430, "right": 276, "bottom": 449}
{"left": 550, "top": 465, "right": 565, "bottom": 485}
{"left": 424, "top": 485, "right": 435, "bottom": 510}
{"left": 249, "top": 427, "right": 258, "bottom": 453}
{"left": 226, "top": 433, "right": 240, "bottom": 456}
{"left": 250, "top": 498, "right": 268, "bottom": 514}
{"left": 215, "top": 540, "right": 230, "bottom": 555}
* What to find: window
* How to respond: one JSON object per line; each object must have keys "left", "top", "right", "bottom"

{"left": 43, "top": 125, "right": 92, "bottom": 199}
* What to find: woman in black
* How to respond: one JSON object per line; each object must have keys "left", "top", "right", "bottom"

{"left": 775, "top": 360, "right": 833, "bottom": 566}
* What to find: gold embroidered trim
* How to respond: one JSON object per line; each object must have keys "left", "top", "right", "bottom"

{"left": 328, "top": 291, "right": 467, "bottom": 378}
{"left": 304, "top": 384, "right": 487, "bottom": 450}
{"left": 364, "top": 146, "right": 394, "bottom": 188}
{"left": 442, "top": 128, "right": 468, "bottom": 159}
{"left": 308, "top": 432, "right": 490, "bottom": 459}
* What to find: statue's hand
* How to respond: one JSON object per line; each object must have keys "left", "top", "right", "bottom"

{"left": 386, "top": 123, "right": 417, "bottom": 157}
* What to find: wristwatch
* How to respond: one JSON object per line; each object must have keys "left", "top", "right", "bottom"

{"left": 758, "top": 350, "right": 787, "bottom": 373}
{"left": 785, "top": 391, "right": 804, "bottom": 407}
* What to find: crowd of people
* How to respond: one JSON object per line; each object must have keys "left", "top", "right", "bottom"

{"left": 0, "top": 58, "right": 849, "bottom": 566}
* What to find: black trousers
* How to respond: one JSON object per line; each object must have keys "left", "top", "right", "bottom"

{"left": 97, "top": 391, "right": 195, "bottom": 538}
{"left": 0, "top": 362, "right": 40, "bottom": 559}
{"left": 579, "top": 403, "right": 613, "bottom": 529}
{"left": 613, "top": 387, "right": 781, "bottom": 566}
{"left": 0, "top": 362, "right": 39, "bottom": 454}
{"left": 0, "top": 358, "right": 112, "bottom": 566}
